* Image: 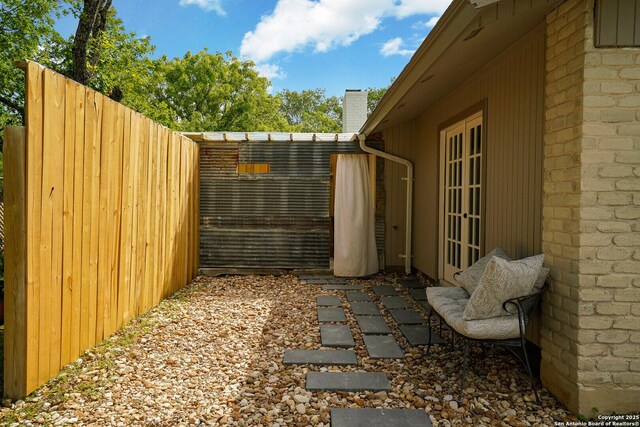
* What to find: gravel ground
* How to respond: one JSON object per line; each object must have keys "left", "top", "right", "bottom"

{"left": 1, "top": 274, "right": 577, "bottom": 426}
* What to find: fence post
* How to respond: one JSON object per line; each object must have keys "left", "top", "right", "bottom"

{"left": 3, "top": 126, "right": 28, "bottom": 399}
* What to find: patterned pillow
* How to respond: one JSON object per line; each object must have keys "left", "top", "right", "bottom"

{"left": 463, "top": 254, "right": 544, "bottom": 320}
{"left": 455, "top": 247, "right": 511, "bottom": 295}
{"left": 532, "top": 267, "right": 550, "bottom": 293}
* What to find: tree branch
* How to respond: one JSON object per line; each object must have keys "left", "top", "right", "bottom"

{"left": 0, "top": 94, "right": 25, "bottom": 124}
{"left": 71, "top": 0, "right": 112, "bottom": 84}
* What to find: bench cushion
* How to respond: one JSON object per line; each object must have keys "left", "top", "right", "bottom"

{"left": 426, "top": 287, "right": 521, "bottom": 340}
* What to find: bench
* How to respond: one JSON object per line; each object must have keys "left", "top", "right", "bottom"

{"left": 425, "top": 249, "right": 548, "bottom": 403}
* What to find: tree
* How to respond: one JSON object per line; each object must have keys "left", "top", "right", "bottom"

{"left": 276, "top": 89, "right": 342, "bottom": 133}
{"left": 366, "top": 85, "right": 390, "bottom": 116}
{"left": 71, "top": 0, "right": 112, "bottom": 85}
{"left": 149, "top": 50, "right": 288, "bottom": 131}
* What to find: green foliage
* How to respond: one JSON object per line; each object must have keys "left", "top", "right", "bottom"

{"left": 366, "top": 85, "right": 389, "bottom": 116}
{"left": 146, "top": 50, "right": 288, "bottom": 132}
{"left": 276, "top": 88, "right": 342, "bottom": 133}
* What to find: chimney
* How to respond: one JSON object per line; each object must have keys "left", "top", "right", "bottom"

{"left": 342, "top": 89, "right": 368, "bottom": 133}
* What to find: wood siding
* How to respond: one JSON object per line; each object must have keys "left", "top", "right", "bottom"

{"left": 3, "top": 62, "right": 200, "bottom": 398}
{"left": 383, "top": 23, "right": 545, "bottom": 276}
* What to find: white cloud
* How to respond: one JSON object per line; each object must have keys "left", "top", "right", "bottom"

{"left": 380, "top": 37, "right": 414, "bottom": 56}
{"left": 412, "top": 15, "right": 441, "bottom": 29}
{"left": 179, "top": 0, "right": 225, "bottom": 15}
{"left": 254, "top": 63, "right": 286, "bottom": 80}
{"left": 240, "top": 0, "right": 452, "bottom": 64}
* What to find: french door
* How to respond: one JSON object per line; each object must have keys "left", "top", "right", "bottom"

{"left": 441, "top": 113, "right": 483, "bottom": 284}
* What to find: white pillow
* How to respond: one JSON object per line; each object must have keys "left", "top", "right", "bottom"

{"left": 463, "top": 254, "right": 544, "bottom": 320}
{"left": 456, "top": 247, "right": 511, "bottom": 295}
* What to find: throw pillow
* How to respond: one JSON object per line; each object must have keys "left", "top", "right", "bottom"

{"left": 455, "top": 247, "right": 511, "bottom": 295}
{"left": 463, "top": 254, "right": 544, "bottom": 320}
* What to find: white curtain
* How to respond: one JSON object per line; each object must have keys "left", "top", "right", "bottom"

{"left": 334, "top": 154, "right": 378, "bottom": 277}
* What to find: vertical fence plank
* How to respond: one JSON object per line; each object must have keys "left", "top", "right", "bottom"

{"left": 157, "top": 128, "right": 168, "bottom": 300}
{"left": 4, "top": 126, "right": 27, "bottom": 399}
{"left": 152, "top": 126, "right": 163, "bottom": 305}
{"left": 117, "top": 109, "right": 133, "bottom": 328}
{"left": 134, "top": 118, "right": 150, "bottom": 316}
{"left": 24, "top": 62, "right": 44, "bottom": 392}
{"left": 61, "top": 77, "right": 76, "bottom": 367}
{"left": 70, "top": 83, "right": 86, "bottom": 360}
{"left": 128, "top": 113, "right": 141, "bottom": 320}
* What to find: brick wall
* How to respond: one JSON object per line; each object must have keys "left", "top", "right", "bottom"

{"left": 542, "top": 0, "right": 640, "bottom": 415}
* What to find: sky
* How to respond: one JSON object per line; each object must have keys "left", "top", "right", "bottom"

{"left": 55, "top": 0, "right": 451, "bottom": 96}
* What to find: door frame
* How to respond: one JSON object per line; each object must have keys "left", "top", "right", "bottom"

{"left": 437, "top": 105, "right": 487, "bottom": 283}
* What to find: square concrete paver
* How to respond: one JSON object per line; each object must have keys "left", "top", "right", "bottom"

{"left": 350, "top": 301, "right": 381, "bottom": 316}
{"left": 355, "top": 316, "right": 392, "bottom": 334}
{"left": 283, "top": 349, "right": 357, "bottom": 366}
{"left": 389, "top": 309, "right": 425, "bottom": 325}
{"left": 409, "top": 289, "right": 428, "bottom": 301}
{"left": 418, "top": 300, "right": 431, "bottom": 311}
{"left": 399, "top": 325, "right": 445, "bottom": 346}
{"left": 321, "top": 284, "right": 363, "bottom": 291}
{"left": 398, "top": 278, "right": 425, "bottom": 289}
{"left": 330, "top": 408, "right": 432, "bottom": 426}
{"left": 306, "top": 372, "right": 390, "bottom": 392}
{"left": 372, "top": 286, "right": 398, "bottom": 296}
{"left": 316, "top": 296, "right": 342, "bottom": 307}
{"left": 380, "top": 296, "right": 411, "bottom": 309}
{"left": 363, "top": 335, "right": 405, "bottom": 359}
{"left": 317, "top": 307, "right": 347, "bottom": 322}
{"left": 320, "top": 324, "right": 355, "bottom": 348}
{"left": 346, "top": 292, "right": 371, "bottom": 302}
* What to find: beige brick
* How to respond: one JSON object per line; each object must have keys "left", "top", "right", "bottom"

{"left": 601, "top": 82, "right": 634, "bottom": 94}
{"left": 614, "top": 288, "right": 640, "bottom": 302}
{"left": 582, "top": 178, "right": 616, "bottom": 191}
{"left": 619, "top": 67, "right": 640, "bottom": 79}
{"left": 597, "top": 246, "right": 632, "bottom": 260}
{"left": 598, "top": 137, "right": 635, "bottom": 150}
{"left": 596, "top": 330, "right": 630, "bottom": 343}
{"left": 580, "top": 233, "right": 613, "bottom": 246}
{"left": 633, "top": 304, "right": 640, "bottom": 316}
{"left": 584, "top": 68, "right": 618, "bottom": 79}
{"left": 612, "top": 344, "right": 640, "bottom": 357}
{"left": 613, "top": 318, "right": 640, "bottom": 329}
{"left": 615, "top": 206, "right": 640, "bottom": 219}
{"left": 577, "top": 343, "right": 610, "bottom": 357}
{"left": 597, "top": 358, "right": 630, "bottom": 372}
{"left": 579, "top": 371, "right": 612, "bottom": 384}
{"left": 631, "top": 360, "right": 640, "bottom": 372}
{"left": 632, "top": 332, "right": 640, "bottom": 343}
{"left": 613, "top": 233, "right": 640, "bottom": 247}
{"left": 616, "top": 178, "right": 640, "bottom": 191}
{"left": 581, "top": 288, "right": 614, "bottom": 301}
{"left": 618, "top": 95, "right": 640, "bottom": 107}
{"left": 613, "top": 261, "right": 640, "bottom": 274}
{"left": 582, "top": 207, "right": 613, "bottom": 220}
{"left": 615, "top": 151, "right": 640, "bottom": 164}
{"left": 601, "top": 53, "right": 635, "bottom": 65}
{"left": 599, "top": 165, "right": 634, "bottom": 177}
{"left": 612, "top": 372, "right": 640, "bottom": 385}
{"left": 595, "top": 302, "right": 630, "bottom": 315}
{"left": 599, "top": 193, "right": 632, "bottom": 205}
{"left": 617, "top": 124, "right": 640, "bottom": 137}
{"left": 583, "top": 123, "right": 616, "bottom": 137}
{"left": 596, "top": 221, "right": 631, "bottom": 232}
{"left": 597, "top": 275, "right": 633, "bottom": 288}
{"left": 578, "top": 316, "right": 613, "bottom": 329}
{"left": 601, "top": 109, "right": 636, "bottom": 123}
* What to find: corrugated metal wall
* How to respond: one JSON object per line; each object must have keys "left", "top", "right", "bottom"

{"left": 200, "top": 140, "right": 381, "bottom": 269}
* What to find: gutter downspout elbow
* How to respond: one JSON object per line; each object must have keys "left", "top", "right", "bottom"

{"left": 358, "top": 134, "right": 413, "bottom": 275}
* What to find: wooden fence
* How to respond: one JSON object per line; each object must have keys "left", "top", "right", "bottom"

{"left": 3, "top": 61, "right": 200, "bottom": 398}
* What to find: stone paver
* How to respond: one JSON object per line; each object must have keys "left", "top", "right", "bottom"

{"left": 320, "top": 324, "right": 355, "bottom": 348}
{"left": 321, "top": 284, "right": 363, "bottom": 291}
{"left": 350, "top": 301, "right": 381, "bottom": 316}
{"left": 399, "top": 325, "right": 445, "bottom": 346}
{"left": 283, "top": 349, "right": 357, "bottom": 366}
{"left": 316, "top": 296, "right": 342, "bottom": 307}
{"left": 389, "top": 309, "right": 425, "bottom": 325}
{"left": 372, "top": 286, "right": 398, "bottom": 296}
{"left": 398, "top": 278, "right": 425, "bottom": 289}
{"left": 330, "top": 408, "right": 432, "bottom": 427}
{"left": 346, "top": 292, "right": 371, "bottom": 302}
{"left": 409, "top": 289, "right": 427, "bottom": 301}
{"left": 380, "top": 296, "right": 411, "bottom": 309}
{"left": 418, "top": 300, "right": 431, "bottom": 311}
{"left": 355, "top": 316, "right": 392, "bottom": 334}
{"left": 363, "top": 335, "right": 405, "bottom": 359}
{"left": 317, "top": 307, "right": 347, "bottom": 322}
{"left": 305, "top": 372, "right": 390, "bottom": 392}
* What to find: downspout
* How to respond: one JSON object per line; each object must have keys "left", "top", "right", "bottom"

{"left": 357, "top": 134, "right": 413, "bottom": 275}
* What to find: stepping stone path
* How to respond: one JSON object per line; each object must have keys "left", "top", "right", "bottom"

{"left": 346, "top": 292, "right": 371, "bottom": 302}
{"left": 380, "top": 296, "right": 411, "bottom": 309}
{"left": 283, "top": 349, "right": 357, "bottom": 366}
{"left": 372, "top": 285, "right": 398, "bottom": 296}
{"left": 306, "top": 372, "right": 390, "bottom": 392}
{"left": 320, "top": 324, "right": 355, "bottom": 347}
{"left": 330, "top": 408, "right": 432, "bottom": 427}
{"left": 350, "top": 301, "right": 381, "bottom": 316}
{"left": 363, "top": 335, "right": 405, "bottom": 359}
{"left": 291, "top": 274, "right": 444, "bottom": 424}
{"left": 399, "top": 325, "right": 445, "bottom": 346}
{"left": 316, "top": 296, "right": 341, "bottom": 307}
{"left": 317, "top": 307, "right": 347, "bottom": 322}
{"left": 389, "top": 308, "right": 425, "bottom": 325}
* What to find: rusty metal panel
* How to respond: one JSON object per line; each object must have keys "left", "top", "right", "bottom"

{"left": 199, "top": 140, "right": 364, "bottom": 269}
